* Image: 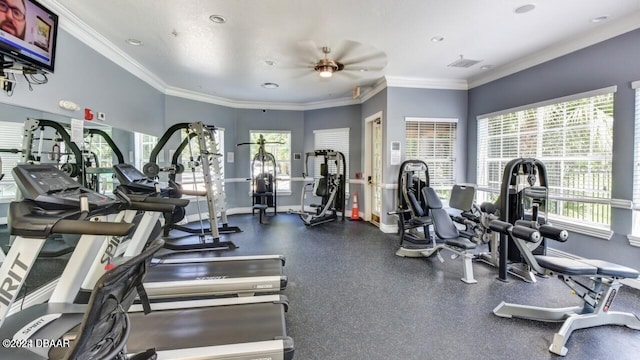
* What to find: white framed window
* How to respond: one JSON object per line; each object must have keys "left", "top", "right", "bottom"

{"left": 405, "top": 117, "right": 457, "bottom": 199}
{"left": 631, "top": 81, "right": 640, "bottom": 237}
{"left": 249, "top": 131, "right": 291, "bottom": 192}
{"left": 0, "top": 121, "right": 24, "bottom": 200}
{"left": 477, "top": 87, "right": 615, "bottom": 231}
{"left": 180, "top": 128, "right": 224, "bottom": 191}
{"left": 313, "top": 128, "right": 350, "bottom": 191}
{"left": 134, "top": 132, "right": 158, "bottom": 171}
{"left": 84, "top": 128, "right": 117, "bottom": 194}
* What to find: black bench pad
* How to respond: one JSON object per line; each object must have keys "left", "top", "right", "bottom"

{"left": 534, "top": 256, "right": 598, "bottom": 276}
{"left": 253, "top": 204, "right": 268, "bottom": 210}
{"left": 444, "top": 237, "right": 476, "bottom": 250}
{"left": 410, "top": 216, "right": 432, "bottom": 226}
{"left": 578, "top": 259, "right": 640, "bottom": 279}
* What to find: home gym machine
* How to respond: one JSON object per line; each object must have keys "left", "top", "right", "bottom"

{"left": 237, "top": 134, "right": 282, "bottom": 223}
{"left": 487, "top": 157, "right": 570, "bottom": 282}
{"left": 291, "top": 149, "right": 346, "bottom": 226}
{"left": 389, "top": 159, "right": 432, "bottom": 245}
{"left": 488, "top": 162, "right": 640, "bottom": 356}
{"left": 143, "top": 122, "right": 240, "bottom": 250}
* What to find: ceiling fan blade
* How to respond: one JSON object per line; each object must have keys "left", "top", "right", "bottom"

{"left": 341, "top": 51, "right": 387, "bottom": 67}
{"left": 331, "top": 40, "right": 361, "bottom": 62}
{"left": 297, "top": 39, "right": 323, "bottom": 59}
{"left": 338, "top": 71, "right": 361, "bottom": 80}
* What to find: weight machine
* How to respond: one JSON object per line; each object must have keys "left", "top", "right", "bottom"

{"left": 143, "top": 122, "right": 240, "bottom": 250}
{"left": 237, "top": 134, "right": 282, "bottom": 223}
{"left": 0, "top": 119, "right": 123, "bottom": 192}
{"left": 290, "top": 150, "right": 346, "bottom": 226}
{"left": 389, "top": 160, "right": 432, "bottom": 245}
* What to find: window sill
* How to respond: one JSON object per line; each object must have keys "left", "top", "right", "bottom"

{"left": 626, "top": 235, "right": 640, "bottom": 248}
{"left": 548, "top": 217, "right": 613, "bottom": 240}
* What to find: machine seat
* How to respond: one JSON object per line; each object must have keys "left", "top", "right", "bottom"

{"left": 444, "top": 238, "right": 476, "bottom": 250}
{"left": 578, "top": 259, "right": 639, "bottom": 279}
{"left": 534, "top": 256, "right": 598, "bottom": 276}
{"left": 410, "top": 216, "right": 432, "bottom": 226}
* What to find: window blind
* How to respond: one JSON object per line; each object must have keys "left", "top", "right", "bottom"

{"left": 0, "top": 121, "right": 24, "bottom": 198}
{"left": 405, "top": 118, "right": 457, "bottom": 190}
{"left": 313, "top": 128, "right": 350, "bottom": 184}
{"left": 477, "top": 89, "right": 615, "bottom": 227}
{"left": 632, "top": 82, "right": 640, "bottom": 234}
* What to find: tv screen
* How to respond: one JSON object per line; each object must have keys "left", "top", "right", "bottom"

{"left": 0, "top": 0, "right": 58, "bottom": 72}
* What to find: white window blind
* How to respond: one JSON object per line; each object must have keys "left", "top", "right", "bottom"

{"left": 0, "top": 121, "right": 24, "bottom": 199}
{"left": 249, "top": 131, "right": 291, "bottom": 192}
{"left": 405, "top": 118, "right": 457, "bottom": 192}
{"left": 477, "top": 88, "right": 615, "bottom": 228}
{"left": 632, "top": 81, "right": 640, "bottom": 235}
{"left": 313, "top": 128, "right": 350, "bottom": 186}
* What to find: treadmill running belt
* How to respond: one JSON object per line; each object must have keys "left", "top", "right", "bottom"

{"left": 126, "top": 303, "right": 286, "bottom": 352}
{"left": 144, "top": 259, "right": 283, "bottom": 282}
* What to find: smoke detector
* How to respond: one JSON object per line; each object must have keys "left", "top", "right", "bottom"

{"left": 448, "top": 55, "right": 482, "bottom": 68}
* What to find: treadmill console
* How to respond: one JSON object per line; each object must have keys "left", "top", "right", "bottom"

{"left": 13, "top": 164, "right": 115, "bottom": 209}
{"left": 114, "top": 163, "right": 169, "bottom": 193}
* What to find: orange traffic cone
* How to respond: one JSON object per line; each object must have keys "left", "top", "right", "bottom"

{"left": 350, "top": 192, "right": 360, "bottom": 221}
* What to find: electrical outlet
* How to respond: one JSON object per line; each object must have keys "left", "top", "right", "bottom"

{"left": 97, "top": 112, "right": 106, "bottom": 121}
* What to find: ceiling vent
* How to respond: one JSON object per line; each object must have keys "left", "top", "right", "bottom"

{"left": 447, "top": 55, "right": 482, "bottom": 68}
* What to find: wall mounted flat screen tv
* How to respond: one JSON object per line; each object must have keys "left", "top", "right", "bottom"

{"left": 0, "top": 0, "right": 58, "bottom": 72}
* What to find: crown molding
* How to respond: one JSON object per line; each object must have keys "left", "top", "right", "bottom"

{"left": 468, "top": 11, "right": 640, "bottom": 89}
{"left": 41, "top": 0, "right": 167, "bottom": 93}
{"left": 360, "top": 77, "right": 388, "bottom": 103}
{"left": 385, "top": 76, "right": 468, "bottom": 90}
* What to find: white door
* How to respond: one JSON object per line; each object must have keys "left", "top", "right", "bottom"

{"left": 370, "top": 119, "right": 382, "bottom": 225}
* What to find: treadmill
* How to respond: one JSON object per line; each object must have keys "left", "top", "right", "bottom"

{"left": 100, "top": 163, "right": 287, "bottom": 299}
{"left": 0, "top": 164, "right": 295, "bottom": 359}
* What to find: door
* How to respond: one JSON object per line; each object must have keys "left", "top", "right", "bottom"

{"left": 370, "top": 118, "right": 382, "bottom": 225}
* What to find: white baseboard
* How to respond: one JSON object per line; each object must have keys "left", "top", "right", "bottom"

{"left": 379, "top": 222, "right": 398, "bottom": 234}
{"left": 547, "top": 248, "right": 640, "bottom": 290}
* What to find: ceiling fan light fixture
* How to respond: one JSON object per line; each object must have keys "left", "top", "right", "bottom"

{"left": 319, "top": 66, "right": 333, "bottom": 78}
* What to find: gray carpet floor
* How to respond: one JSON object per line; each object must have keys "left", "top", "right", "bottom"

{"left": 4, "top": 214, "right": 640, "bottom": 359}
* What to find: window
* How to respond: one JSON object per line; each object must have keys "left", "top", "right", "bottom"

{"left": 477, "top": 87, "right": 615, "bottom": 230}
{"left": 632, "top": 81, "right": 640, "bottom": 236}
{"left": 180, "top": 127, "right": 224, "bottom": 192}
{"left": 0, "top": 121, "right": 24, "bottom": 199}
{"left": 84, "top": 128, "right": 116, "bottom": 194}
{"left": 405, "top": 117, "right": 457, "bottom": 199}
{"left": 134, "top": 132, "right": 158, "bottom": 171}
{"left": 314, "top": 128, "right": 350, "bottom": 192}
{"left": 249, "top": 131, "right": 291, "bottom": 192}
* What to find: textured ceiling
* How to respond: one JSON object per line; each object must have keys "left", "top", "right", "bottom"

{"left": 47, "top": 0, "right": 640, "bottom": 107}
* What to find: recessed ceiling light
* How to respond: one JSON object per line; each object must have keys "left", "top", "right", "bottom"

{"left": 514, "top": 4, "right": 536, "bottom": 14}
{"left": 431, "top": 36, "right": 444, "bottom": 43}
{"left": 261, "top": 82, "right": 279, "bottom": 89}
{"left": 480, "top": 65, "right": 493, "bottom": 70}
{"left": 591, "top": 15, "right": 608, "bottom": 23}
{"left": 264, "top": 60, "right": 276, "bottom": 66}
{"left": 359, "top": 68, "right": 368, "bottom": 72}
{"left": 126, "top": 38, "right": 143, "bottom": 46}
{"left": 209, "top": 15, "right": 226, "bottom": 24}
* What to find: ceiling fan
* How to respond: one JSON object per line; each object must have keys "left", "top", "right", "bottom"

{"left": 314, "top": 47, "right": 344, "bottom": 78}
{"left": 299, "top": 40, "right": 387, "bottom": 79}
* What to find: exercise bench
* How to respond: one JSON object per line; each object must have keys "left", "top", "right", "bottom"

{"left": 493, "top": 254, "right": 640, "bottom": 356}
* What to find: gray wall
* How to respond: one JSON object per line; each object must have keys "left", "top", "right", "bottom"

{"left": 382, "top": 87, "right": 468, "bottom": 226}
{"left": 360, "top": 88, "right": 388, "bottom": 214}
{"left": 467, "top": 28, "right": 640, "bottom": 268}
{"left": 0, "top": 29, "right": 164, "bottom": 133}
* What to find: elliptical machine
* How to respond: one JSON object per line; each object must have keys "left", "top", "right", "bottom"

{"left": 291, "top": 150, "right": 346, "bottom": 226}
